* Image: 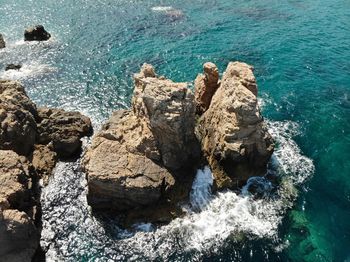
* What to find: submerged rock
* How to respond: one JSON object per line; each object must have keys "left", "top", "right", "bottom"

{"left": 24, "top": 25, "right": 51, "bottom": 41}
{"left": 5, "top": 64, "right": 22, "bottom": 71}
{"left": 0, "top": 33, "right": 5, "bottom": 49}
{"left": 196, "top": 62, "right": 274, "bottom": 189}
{"left": 0, "top": 80, "right": 38, "bottom": 156}
{"left": 0, "top": 150, "right": 39, "bottom": 262}
{"left": 194, "top": 62, "right": 220, "bottom": 114}
{"left": 37, "top": 107, "right": 93, "bottom": 158}
{"left": 83, "top": 64, "right": 199, "bottom": 214}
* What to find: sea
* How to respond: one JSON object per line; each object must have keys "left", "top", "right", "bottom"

{"left": 0, "top": 0, "right": 349, "bottom": 261}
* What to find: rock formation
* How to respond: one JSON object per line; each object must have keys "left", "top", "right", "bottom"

{"left": 0, "top": 80, "right": 38, "bottom": 156}
{"left": 30, "top": 144, "right": 57, "bottom": 185}
{"left": 194, "top": 62, "right": 220, "bottom": 114}
{"left": 24, "top": 25, "right": 51, "bottom": 41}
{"left": 0, "top": 150, "right": 39, "bottom": 262}
{"left": 0, "top": 33, "right": 5, "bottom": 48}
{"left": 196, "top": 62, "right": 274, "bottom": 189}
{"left": 37, "top": 108, "right": 93, "bottom": 158}
{"left": 5, "top": 64, "right": 22, "bottom": 71}
{"left": 0, "top": 80, "right": 93, "bottom": 260}
{"left": 83, "top": 64, "right": 200, "bottom": 216}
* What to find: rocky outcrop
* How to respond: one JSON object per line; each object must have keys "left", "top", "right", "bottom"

{"left": 0, "top": 150, "right": 39, "bottom": 262}
{"left": 196, "top": 62, "right": 274, "bottom": 189}
{"left": 0, "top": 33, "right": 5, "bottom": 49}
{"left": 83, "top": 110, "right": 176, "bottom": 211}
{"left": 30, "top": 144, "right": 57, "bottom": 185}
{"left": 24, "top": 25, "right": 51, "bottom": 41}
{"left": 83, "top": 64, "right": 199, "bottom": 214}
{"left": 37, "top": 107, "right": 93, "bottom": 158}
{"left": 132, "top": 64, "right": 200, "bottom": 170}
{"left": 194, "top": 62, "right": 220, "bottom": 114}
{"left": 0, "top": 80, "right": 93, "bottom": 260}
{"left": 5, "top": 64, "right": 22, "bottom": 71}
{"left": 0, "top": 80, "right": 38, "bottom": 156}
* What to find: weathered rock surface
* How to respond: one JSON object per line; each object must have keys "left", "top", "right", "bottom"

{"left": 133, "top": 64, "right": 200, "bottom": 170}
{"left": 30, "top": 144, "right": 57, "bottom": 186}
{"left": 0, "top": 33, "right": 5, "bottom": 49}
{"left": 5, "top": 64, "right": 22, "bottom": 71}
{"left": 37, "top": 107, "right": 93, "bottom": 158}
{"left": 194, "top": 62, "right": 220, "bottom": 114}
{"left": 83, "top": 64, "right": 199, "bottom": 213}
{"left": 196, "top": 62, "right": 274, "bottom": 189}
{"left": 0, "top": 150, "right": 39, "bottom": 262}
{"left": 83, "top": 110, "right": 176, "bottom": 211}
{"left": 0, "top": 79, "right": 93, "bottom": 260}
{"left": 24, "top": 25, "right": 51, "bottom": 41}
{"left": 0, "top": 210, "right": 39, "bottom": 262}
{"left": 0, "top": 80, "right": 38, "bottom": 156}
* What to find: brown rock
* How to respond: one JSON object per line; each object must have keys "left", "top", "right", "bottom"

{"left": 83, "top": 64, "right": 200, "bottom": 213}
{"left": 30, "top": 144, "right": 57, "bottom": 185}
{"left": 196, "top": 62, "right": 274, "bottom": 189}
{"left": 83, "top": 110, "right": 176, "bottom": 211}
{"left": 0, "top": 80, "right": 38, "bottom": 156}
{"left": 133, "top": 64, "right": 200, "bottom": 170}
{"left": 0, "top": 33, "right": 5, "bottom": 49}
{"left": 0, "top": 150, "right": 39, "bottom": 261}
{"left": 37, "top": 107, "right": 93, "bottom": 158}
{"left": 194, "top": 62, "right": 220, "bottom": 114}
{"left": 0, "top": 209, "right": 39, "bottom": 262}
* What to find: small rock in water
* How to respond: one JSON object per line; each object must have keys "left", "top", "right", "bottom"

{"left": 5, "top": 64, "right": 22, "bottom": 71}
{"left": 24, "top": 25, "right": 51, "bottom": 41}
{"left": 0, "top": 33, "right": 5, "bottom": 48}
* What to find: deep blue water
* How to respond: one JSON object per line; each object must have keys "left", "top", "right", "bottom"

{"left": 0, "top": 0, "right": 349, "bottom": 261}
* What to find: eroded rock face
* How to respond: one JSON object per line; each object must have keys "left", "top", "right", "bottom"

{"left": 37, "top": 107, "right": 93, "bottom": 158}
{"left": 194, "top": 62, "right": 220, "bottom": 114}
{"left": 0, "top": 80, "right": 38, "bottom": 156}
{"left": 0, "top": 210, "right": 39, "bottom": 262}
{"left": 0, "top": 33, "right": 5, "bottom": 49}
{"left": 24, "top": 25, "right": 51, "bottom": 41}
{"left": 0, "top": 150, "right": 39, "bottom": 262}
{"left": 83, "top": 64, "right": 199, "bottom": 213}
{"left": 30, "top": 144, "right": 57, "bottom": 186}
{"left": 83, "top": 110, "right": 176, "bottom": 211}
{"left": 196, "top": 62, "right": 274, "bottom": 189}
{"left": 133, "top": 64, "right": 200, "bottom": 170}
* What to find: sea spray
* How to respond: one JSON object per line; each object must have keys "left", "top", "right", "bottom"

{"left": 189, "top": 166, "right": 213, "bottom": 211}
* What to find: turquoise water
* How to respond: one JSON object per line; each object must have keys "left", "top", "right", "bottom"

{"left": 1, "top": 0, "right": 350, "bottom": 261}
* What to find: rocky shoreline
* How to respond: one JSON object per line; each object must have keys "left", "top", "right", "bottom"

{"left": 1, "top": 27, "right": 274, "bottom": 261}
{"left": 0, "top": 80, "right": 92, "bottom": 261}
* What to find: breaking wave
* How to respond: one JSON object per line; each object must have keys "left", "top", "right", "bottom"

{"left": 40, "top": 120, "right": 314, "bottom": 261}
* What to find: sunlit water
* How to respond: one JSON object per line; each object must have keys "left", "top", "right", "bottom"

{"left": 0, "top": 0, "right": 349, "bottom": 261}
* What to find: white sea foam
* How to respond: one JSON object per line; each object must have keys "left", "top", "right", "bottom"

{"left": 151, "top": 6, "right": 175, "bottom": 12}
{"left": 41, "top": 120, "right": 314, "bottom": 261}
{"left": 189, "top": 166, "right": 213, "bottom": 211}
{"left": 0, "top": 62, "right": 56, "bottom": 80}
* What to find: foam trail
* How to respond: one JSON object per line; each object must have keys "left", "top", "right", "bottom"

{"left": 0, "top": 63, "right": 56, "bottom": 80}
{"left": 151, "top": 6, "right": 175, "bottom": 12}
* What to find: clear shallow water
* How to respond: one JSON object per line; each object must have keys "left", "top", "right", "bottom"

{"left": 0, "top": 0, "right": 349, "bottom": 261}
